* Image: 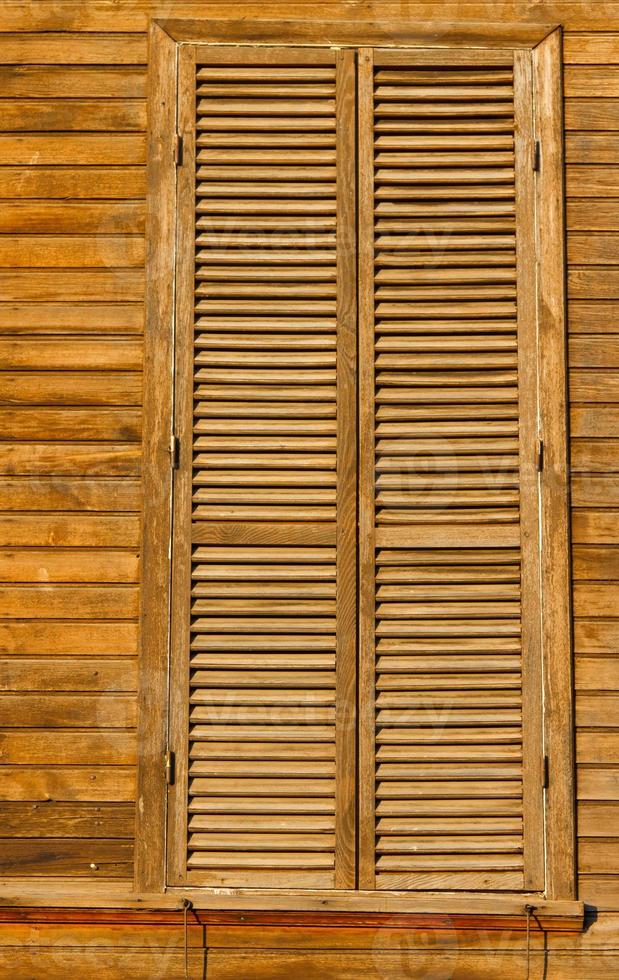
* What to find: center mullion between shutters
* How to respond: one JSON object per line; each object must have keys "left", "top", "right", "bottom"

{"left": 334, "top": 48, "right": 358, "bottom": 890}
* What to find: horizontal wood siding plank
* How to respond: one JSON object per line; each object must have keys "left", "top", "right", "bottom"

{"left": 0, "top": 408, "right": 142, "bottom": 441}
{"left": 0, "top": 444, "right": 141, "bottom": 476}
{"left": 0, "top": 549, "right": 139, "bottom": 583}
{"left": 0, "top": 840, "right": 133, "bottom": 878}
{"left": 0, "top": 2, "right": 611, "bottom": 32}
{"left": 0, "top": 516, "right": 140, "bottom": 548}
{"left": 0, "top": 303, "right": 144, "bottom": 335}
{"left": 0, "top": 586, "right": 139, "bottom": 619}
{"left": 574, "top": 619, "right": 619, "bottom": 654}
{"left": 0, "top": 67, "right": 146, "bottom": 98}
{"left": 578, "top": 804, "right": 619, "bottom": 840}
{"left": 569, "top": 371, "right": 619, "bottom": 402}
{"left": 567, "top": 201, "right": 619, "bottom": 231}
{"left": 0, "top": 237, "right": 145, "bottom": 268}
{"left": 577, "top": 730, "right": 619, "bottom": 760}
{"left": 569, "top": 269, "right": 619, "bottom": 300}
{"left": 578, "top": 876, "right": 619, "bottom": 910}
{"left": 573, "top": 544, "right": 619, "bottom": 578}
{"left": 0, "top": 802, "right": 134, "bottom": 839}
{"left": 565, "top": 100, "right": 619, "bottom": 131}
{"left": 577, "top": 693, "right": 619, "bottom": 729}
{"left": 0, "top": 694, "right": 137, "bottom": 729}
{"left": 0, "top": 946, "right": 614, "bottom": 980}
{"left": 0, "top": 766, "right": 135, "bottom": 803}
{"left": 0, "top": 339, "right": 141, "bottom": 369}
{"left": 567, "top": 171, "right": 619, "bottom": 200}
{"left": 0, "top": 99, "right": 146, "bottom": 132}
{"left": 572, "top": 441, "right": 619, "bottom": 472}
{"left": 0, "top": 479, "right": 140, "bottom": 512}
{"left": 566, "top": 134, "right": 619, "bottom": 163}
{"left": 0, "top": 271, "right": 144, "bottom": 302}
{"left": 0, "top": 134, "right": 146, "bottom": 166}
{"left": 0, "top": 731, "right": 136, "bottom": 765}
{"left": 578, "top": 766, "right": 619, "bottom": 800}
{"left": 569, "top": 301, "right": 619, "bottom": 333}
{"left": 0, "top": 658, "right": 137, "bottom": 691}
{"left": 0, "top": 168, "right": 146, "bottom": 199}
{"left": 0, "top": 373, "right": 142, "bottom": 406}
{"left": 0, "top": 202, "right": 145, "bottom": 234}
{"left": 571, "top": 408, "right": 619, "bottom": 437}
{"left": 573, "top": 584, "right": 619, "bottom": 617}
{"left": 565, "top": 67, "right": 619, "bottom": 98}
{"left": 570, "top": 337, "right": 619, "bottom": 367}
{"left": 0, "top": 33, "right": 147, "bottom": 65}
{"left": 0, "top": 620, "right": 138, "bottom": 656}
{"left": 564, "top": 34, "right": 619, "bottom": 64}
{"left": 568, "top": 234, "right": 619, "bottom": 264}
{"left": 576, "top": 660, "right": 619, "bottom": 694}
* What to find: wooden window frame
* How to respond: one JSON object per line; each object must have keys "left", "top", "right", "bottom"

{"left": 137, "top": 16, "right": 578, "bottom": 918}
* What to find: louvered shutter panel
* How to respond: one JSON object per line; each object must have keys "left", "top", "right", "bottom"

{"left": 358, "top": 48, "right": 544, "bottom": 891}
{"left": 168, "top": 46, "right": 357, "bottom": 889}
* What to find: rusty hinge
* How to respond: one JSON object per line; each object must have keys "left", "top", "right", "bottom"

{"left": 533, "top": 139, "right": 541, "bottom": 172}
{"left": 165, "top": 750, "right": 176, "bottom": 786}
{"left": 174, "top": 133, "right": 184, "bottom": 166}
{"left": 169, "top": 434, "right": 180, "bottom": 470}
{"left": 542, "top": 754, "right": 549, "bottom": 789}
{"left": 536, "top": 438, "right": 544, "bottom": 473}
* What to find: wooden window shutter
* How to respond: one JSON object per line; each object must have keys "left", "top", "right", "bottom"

{"left": 358, "top": 47, "right": 546, "bottom": 891}
{"left": 167, "top": 45, "right": 357, "bottom": 889}
{"left": 156, "top": 32, "right": 571, "bottom": 901}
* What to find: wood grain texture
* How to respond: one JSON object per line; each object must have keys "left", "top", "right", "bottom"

{"left": 355, "top": 39, "right": 555, "bottom": 897}
{"left": 534, "top": 28, "right": 577, "bottom": 902}
{"left": 0, "top": 0, "right": 617, "bottom": 939}
{"left": 0, "top": 99, "right": 145, "bottom": 133}
{"left": 160, "top": 17, "right": 554, "bottom": 47}
{"left": 133, "top": 20, "right": 176, "bottom": 894}
{"left": 0, "top": 133, "right": 146, "bottom": 165}
{"left": 334, "top": 48, "right": 358, "bottom": 891}
{"left": 166, "top": 40, "right": 196, "bottom": 889}
{"left": 0, "top": 67, "right": 146, "bottom": 98}
{"left": 168, "top": 42, "right": 359, "bottom": 893}
{"left": 357, "top": 46, "right": 376, "bottom": 891}
{"left": 0, "top": 168, "right": 145, "bottom": 200}
{"left": 0, "top": 3, "right": 146, "bottom": 888}
{"left": 514, "top": 47, "right": 545, "bottom": 891}
{"left": 0, "top": 33, "right": 147, "bottom": 65}
{"left": 0, "top": 1, "right": 611, "bottom": 31}
{"left": 0, "top": 803, "right": 135, "bottom": 840}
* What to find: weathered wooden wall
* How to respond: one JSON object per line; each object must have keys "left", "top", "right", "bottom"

{"left": 0, "top": 913, "right": 618, "bottom": 977}
{"left": 565, "top": 30, "right": 619, "bottom": 909}
{"left": 1, "top": 0, "right": 619, "bottom": 975}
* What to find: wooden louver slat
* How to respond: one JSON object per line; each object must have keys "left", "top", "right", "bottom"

{"left": 358, "top": 47, "right": 544, "bottom": 892}
{"left": 168, "top": 45, "right": 356, "bottom": 890}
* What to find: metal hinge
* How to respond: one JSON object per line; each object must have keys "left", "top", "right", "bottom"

{"left": 542, "top": 754, "right": 550, "bottom": 789}
{"left": 533, "top": 140, "right": 541, "bottom": 172}
{"left": 536, "top": 438, "right": 544, "bottom": 473}
{"left": 174, "top": 133, "right": 184, "bottom": 166}
{"left": 165, "top": 750, "right": 176, "bottom": 786}
{"left": 169, "top": 434, "right": 180, "bottom": 470}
